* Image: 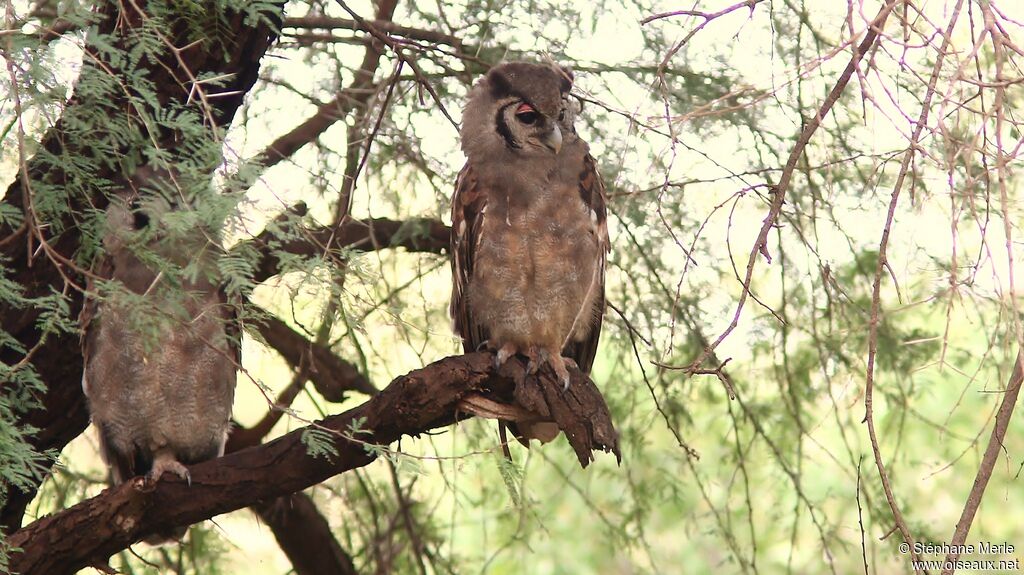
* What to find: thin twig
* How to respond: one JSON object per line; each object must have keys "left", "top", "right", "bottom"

{"left": 862, "top": 1, "right": 965, "bottom": 569}
{"left": 682, "top": 0, "right": 899, "bottom": 375}
{"left": 942, "top": 351, "right": 1024, "bottom": 571}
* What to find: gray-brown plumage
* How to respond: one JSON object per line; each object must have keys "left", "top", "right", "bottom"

{"left": 81, "top": 168, "right": 238, "bottom": 539}
{"left": 450, "top": 62, "right": 610, "bottom": 420}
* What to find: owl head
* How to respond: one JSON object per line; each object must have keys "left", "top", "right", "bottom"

{"left": 102, "top": 166, "right": 222, "bottom": 271}
{"left": 461, "top": 61, "right": 575, "bottom": 162}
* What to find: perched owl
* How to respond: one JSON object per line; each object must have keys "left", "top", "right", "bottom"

{"left": 81, "top": 167, "right": 238, "bottom": 537}
{"left": 450, "top": 62, "right": 609, "bottom": 408}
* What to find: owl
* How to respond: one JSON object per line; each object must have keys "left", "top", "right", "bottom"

{"left": 450, "top": 62, "right": 609, "bottom": 416}
{"left": 81, "top": 167, "right": 238, "bottom": 538}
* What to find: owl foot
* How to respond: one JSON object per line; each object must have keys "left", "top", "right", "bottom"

{"left": 553, "top": 359, "right": 571, "bottom": 391}
{"left": 511, "top": 347, "right": 543, "bottom": 387}
{"left": 145, "top": 452, "right": 191, "bottom": 488}
{"left": 539, "top": 349, "right": 572, "bottom": 390}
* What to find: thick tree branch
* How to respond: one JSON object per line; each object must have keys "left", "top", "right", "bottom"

{"left": 7, "top": 352, "right": 618, "bottom": 574}
{"left": 248, "top": 216, "right": 450, "bottom": 284}
{"left": 283, "top": 16, "right": 464, "bottom": 48}
{"left": 253, "top": 309, "right": 377, "bottom": 397}
{"left": 253, "top": 492, "right": 359, "bottom": 575}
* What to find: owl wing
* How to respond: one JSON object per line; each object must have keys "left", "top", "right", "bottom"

{"left": 219, "top": 283, "right": 243, "bottom": 367}
{"left": 79, "top": 266, "right": 106, "bottom": 376}
{"left": 562, "top": 152, "right": 610, "bottom": 374}
{"left": 80, "top": 253, "right": 142, "bottom": 483}
{"left": 450, "top": 164, "right": 490, "bottom": 352}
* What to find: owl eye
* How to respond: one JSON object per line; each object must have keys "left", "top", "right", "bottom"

{"left": 558, "top": 109, "right": 566, "bottom": 122}
{"left": 133, "top": 210, "right": 150, "bottom": 230}
{"left": 129, "top": 199, "right": 150, "bottom": 229}
{"left": 515, "top": 103, "right": 539, "bottom": 125}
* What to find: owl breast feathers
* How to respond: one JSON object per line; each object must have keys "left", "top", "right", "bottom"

{"left": 80, "top": 168, "right": 238, "bottom": 541}
{"left": 450, "top": 61, "right": 610, "bottom": 390}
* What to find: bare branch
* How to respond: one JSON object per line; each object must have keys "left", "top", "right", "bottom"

{"left": 247, "top": 216, "right": 450, "bottom": 284}
{"left": 253, "top": 493, "right": 359, "bottom": 575}
{"left": 252, "top": 308, "right": 377, "bottom": 398}
{"left": 250, "top": 2, "right": 400, "bottom": 174}
{"left": 283, "top": 16, "right": 464, "bottom": 48}
{"left": 683, "top": 0, "right": 899, "bottom": 373}
{"left": 333, "top": 0, "right": 459, "bottom": 129}
{"left": 641, "top": 0, "right": 762, "bottom": 26}
{"left": 863, "top": 0, "right": 965, "bottom": 567}
{"left": 941, "top": 351, "right": 1023, "bottom": 571}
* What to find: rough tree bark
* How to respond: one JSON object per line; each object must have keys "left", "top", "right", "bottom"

{"left": 247, "top": 215, "right": 450, "bottom": 284}
{"left": 6, "top": 352, "right": 620, "bottom": 574}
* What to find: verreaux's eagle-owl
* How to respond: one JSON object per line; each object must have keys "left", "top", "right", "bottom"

{"left": 449, "top": 62, "right": 610, "bottom": 439}
{"left": 81, "top": 167, "right": 238, "bottom": 539}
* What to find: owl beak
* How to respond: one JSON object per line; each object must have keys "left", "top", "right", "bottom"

{"left": 542, "top": 124, "right": 563, "bottom": 154}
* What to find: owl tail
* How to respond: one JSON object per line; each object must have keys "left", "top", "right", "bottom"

{"left": 500, "top": 421, "right": 560, "bottom": 454}
{"left": 97, "top": 425, "right": 140, "bottom": 486}
{"left": 498, "top": 422, "right": 516, "bottom": 459}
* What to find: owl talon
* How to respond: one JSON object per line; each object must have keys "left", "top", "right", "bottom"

{"left": 524, "top": 346, "right": 542, "bottom": 374}
{"left": 540, "top": 349, "right": 573, "bottom": 388}
{"left": 561, "top": 358, "right": 580, "bottom": 390}
{"left": 494, "top": 342, "right": 517, "bottom": 369}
